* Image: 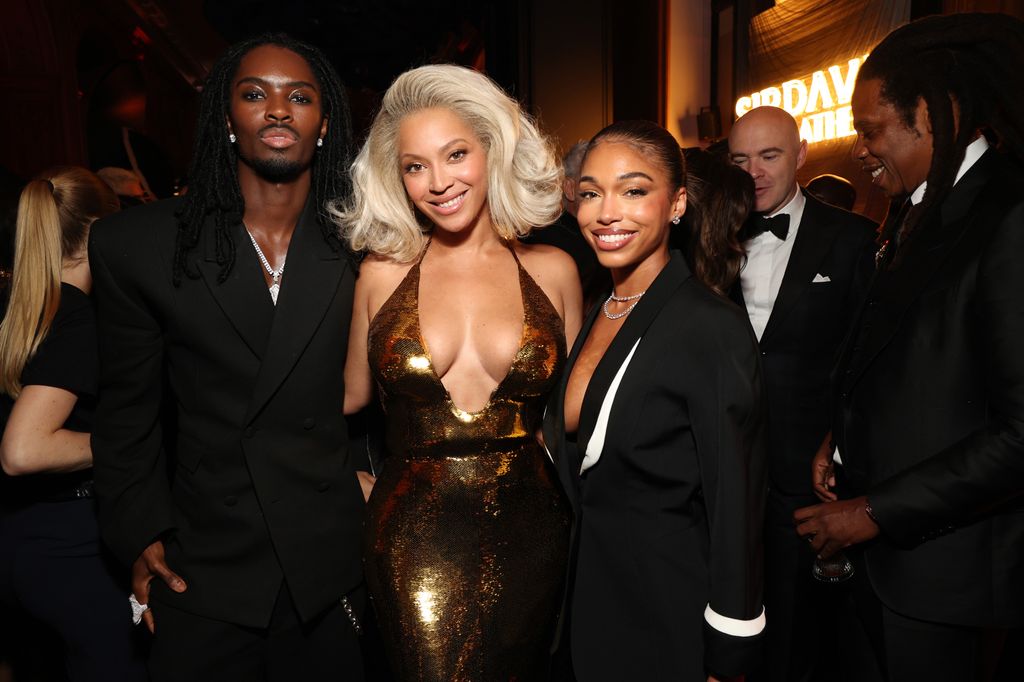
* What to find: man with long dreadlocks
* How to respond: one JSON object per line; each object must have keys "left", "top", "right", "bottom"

{"left": 89, "top": 35, "right": 366, "bottom": 680}
{"left": 793, "top": 13, "right": 1024, "bottom": 681}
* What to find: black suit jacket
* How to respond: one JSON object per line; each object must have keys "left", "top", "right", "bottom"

{"left": 90, "top": 197, "right": 364, "bottom": 628}
{"left": 544, "top": 253, "right": 768, "bottom": 680}
{"left": 834, "top": 149, "right": 1024, "bottom": 627}
{"left": 731, "top": 191, "right": 877, "bottom": 496}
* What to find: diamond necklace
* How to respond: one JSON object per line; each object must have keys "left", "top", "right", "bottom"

{"left": 602, "top": 289, "right": 646, "bottom": 320}
{"left": 246, "top": 229, "right": 285, "bottom": 305}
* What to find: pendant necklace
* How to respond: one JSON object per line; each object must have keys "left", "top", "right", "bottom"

{"left": 246, "top": 229, "right": 285, "bottom": 305}
{"left": 602, "top": 289, "right": 646, "bottom": 320}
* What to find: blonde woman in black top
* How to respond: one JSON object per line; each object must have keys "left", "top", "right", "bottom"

{"left": 0, "top": 167, "right": 145, "bottom": 681}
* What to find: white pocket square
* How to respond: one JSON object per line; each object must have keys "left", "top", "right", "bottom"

{"left": 812, "top": 273, "right": 831, "bottom": 283}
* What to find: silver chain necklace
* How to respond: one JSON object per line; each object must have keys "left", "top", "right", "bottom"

{"left": 602, "top": 289, "right": 646, "bottom": 320}
{"left": 246, "top": 230, "right": 285, "bottom": 305}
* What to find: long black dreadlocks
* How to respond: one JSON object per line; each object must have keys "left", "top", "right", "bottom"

{"left": 173, "top": 33, "right": 353, "bottom": 285}
{"left": 857, "top": 13, "right": 1024, "bottom": 251}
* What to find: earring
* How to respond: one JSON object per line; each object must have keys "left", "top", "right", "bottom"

{"left": 229, "top": 133, "right": 237, "bottom": 144}
{"left": 671, "top": 215, "right": 681, "bottom": 225}
{"left": 316, "top": 137, "right": 323, "bottom": 148}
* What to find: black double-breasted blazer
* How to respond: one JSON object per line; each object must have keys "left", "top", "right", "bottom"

{"left": 834, "top": 149, "right": 1024, "bottom": 627}
{"left": 731, "top": 191, "right": 877, "bottom": 497}
{"left": 544, "top": 252, "right": 768, "bottom": 680}
{"left": 89, "top": 197, "right": 364, "bottom": 628}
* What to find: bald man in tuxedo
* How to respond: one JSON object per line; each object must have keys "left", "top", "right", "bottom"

{"left": 728, "top": 106, "right": 876, "bottom": 682}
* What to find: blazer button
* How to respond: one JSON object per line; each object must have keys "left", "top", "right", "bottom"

{"left": 224, "top": 495, "right": 238, "bottom": 507}
{"left": 303, "top": 417, "right": 316, "bottom": 430}
{"left": 243, "top": 427, "right": 256, "bottom": 439}
{"left": 317, "top": 482, "right": 330, "bottom": 492}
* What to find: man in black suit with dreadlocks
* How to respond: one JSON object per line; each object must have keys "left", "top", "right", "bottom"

{"left": 793, "top": 13, "right": 1024, "bottom": 682}
{"left": 89, "top": 35, "right": 366, "bottom": 681}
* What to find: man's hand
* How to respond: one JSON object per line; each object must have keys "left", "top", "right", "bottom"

{"left": 811, "top": 433, "right": 837, "bottom": 502}
{"left": 356, "top": 470, "right": 376, "bottom": 503}
{"left": 793, "top": 496, "right": 879, "bottom": 559}
{"left": 131, "top": 539, "right": 187, "bottom": 633}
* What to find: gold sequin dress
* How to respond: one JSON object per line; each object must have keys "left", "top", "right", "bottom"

{"left": 364, "top": 245, "right": 570, "bottom": 681}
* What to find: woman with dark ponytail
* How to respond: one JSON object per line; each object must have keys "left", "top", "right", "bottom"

{"left": 543, "top": 121, "right": 767, "bottom": 681}
{"left": 0, "top": 167, "right": 146, "bottom": 681}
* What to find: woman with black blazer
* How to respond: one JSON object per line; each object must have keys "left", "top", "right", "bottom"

{"left": 543, "top": 121, "right": 768, "bottom": 681}
{"left": 0, "top": 167, "right": 146, "bottom": 681}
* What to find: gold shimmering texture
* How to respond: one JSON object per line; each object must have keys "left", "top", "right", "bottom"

{"left": 365, "top": 247, "right": 570, "bottom": 681}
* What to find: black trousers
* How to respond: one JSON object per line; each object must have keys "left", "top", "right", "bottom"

{"left": 148, "top": 581, "right": 365, "bottom": 682}
{"left": 851, "top": 554, "right": 1007, "bottom": 682}
{"left": 0, "top": 498, "right": 147, "bottom": 682}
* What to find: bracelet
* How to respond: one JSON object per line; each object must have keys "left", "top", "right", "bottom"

{"left": 864, "top": 500, "right": 880, "bottom": 525}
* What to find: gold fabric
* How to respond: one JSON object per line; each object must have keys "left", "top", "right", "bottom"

{"left": 364, "top": 245, "right": 570, "bottom": 681}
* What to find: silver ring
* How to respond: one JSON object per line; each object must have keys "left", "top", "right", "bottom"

{"left": 129, "top": 593, "right": 149, "bottom": 625}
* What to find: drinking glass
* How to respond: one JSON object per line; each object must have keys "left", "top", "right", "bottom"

{"left": 812, "top": 550, "right": 854, "bottom": 583}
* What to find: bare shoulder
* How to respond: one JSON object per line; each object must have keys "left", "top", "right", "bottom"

{"left": 358, "top": 254, "right": 413, "bottom": 286}
{"left": 356, "top": 253, "right": 415, "bottom": 317}
{"left": 513, "top": 242, "right": 579, "bottom": 286}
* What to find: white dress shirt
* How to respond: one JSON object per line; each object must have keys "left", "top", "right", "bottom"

{"left": 740, "top": 187, "right": 806, "bottom": 341}
{"left": 910, "top": 136, "right": 990, "bottom": 206}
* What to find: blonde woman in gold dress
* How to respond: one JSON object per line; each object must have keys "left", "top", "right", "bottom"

{"left": 334, "top": 64, "right": 582, "bottom": 680}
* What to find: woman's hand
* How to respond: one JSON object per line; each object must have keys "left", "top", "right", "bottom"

{"left": 356, "top": 470, "right": 376, "bottom": 502}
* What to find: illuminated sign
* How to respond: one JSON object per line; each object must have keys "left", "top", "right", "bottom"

{"left": 735, "top": 56, "right": 867, "bottom": 144}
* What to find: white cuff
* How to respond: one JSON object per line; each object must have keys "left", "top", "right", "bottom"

{"left": 704, "top": 604, "right": 766, "bottom": 637}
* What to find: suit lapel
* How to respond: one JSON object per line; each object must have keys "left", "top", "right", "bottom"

{"left": 244, "top": 201, "right": 348, "bottom": 422}
{"left": 576, "top": 252, "right": 691, "bottom": 461}
{"left": 544, "top": 297, "right": 602, "bottom": 457}
{"left": 760, "top": 192, "right": 837, "bottom": 345}
{"left": 847, "top": 150, "right": 998, "bottom": 389}
{"left": 543, "top": 295, "right": 604, "bottom": 504}
{"left": 197, "top": 219, "right": 276, "bottom": 359}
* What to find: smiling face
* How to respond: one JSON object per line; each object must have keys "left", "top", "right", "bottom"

{"left": 851, "top": 78, "right": 934, "bottom": 199}
{"left": 728, "top": 106, "right": 806, "bottom": 215}
{"left": 575, "top": 141, "right": 685, "bottom": 278}
{"left": 397, "top": 107, "right": 491, "bottom": 236}
{"left": 227, "top": 44, "right": 327, "bottom": 183}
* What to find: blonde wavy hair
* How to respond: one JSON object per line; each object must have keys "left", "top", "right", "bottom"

{"left": 0, "top": 167, "right": 118, "bottom": 397}
{"left": 332, "top": 64, "right": 562, "bottom": 261}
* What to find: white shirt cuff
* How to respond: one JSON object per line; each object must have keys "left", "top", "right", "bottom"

{"left": 704, "top": 604, "right": 766, "bottom": 637}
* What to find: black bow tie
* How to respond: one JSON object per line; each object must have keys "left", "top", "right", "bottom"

{"left": 751, "top": 213, "right": 790, "bottom": 241}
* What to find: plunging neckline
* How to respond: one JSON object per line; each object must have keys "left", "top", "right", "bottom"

{"left": 414, "top": 245, "right": 529, "bottom": 418}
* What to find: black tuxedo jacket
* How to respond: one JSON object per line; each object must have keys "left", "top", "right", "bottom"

{"left": 731, "top": 191, "right": 876, "bottom": 496}
{"left": 544, "top": 253, "right": 768, "bottom": 680}
{"left": 834, "top": 150, "right": 1024, "bottom": 627}
{"left": 90, "top": 197, "right": 364, "bottom": 628}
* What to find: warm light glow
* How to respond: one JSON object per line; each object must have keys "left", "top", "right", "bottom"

{"left": 452, "top": 406, "right": 476, "bottom": 423}
{"left": 735, "top": 56, "right": 868, "bottom": 144}
{"left": 408, "top": 355, "right": 430, "bottom": 370}
{"left": 415, "top": 590, "right": 438, "bottom": 623}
